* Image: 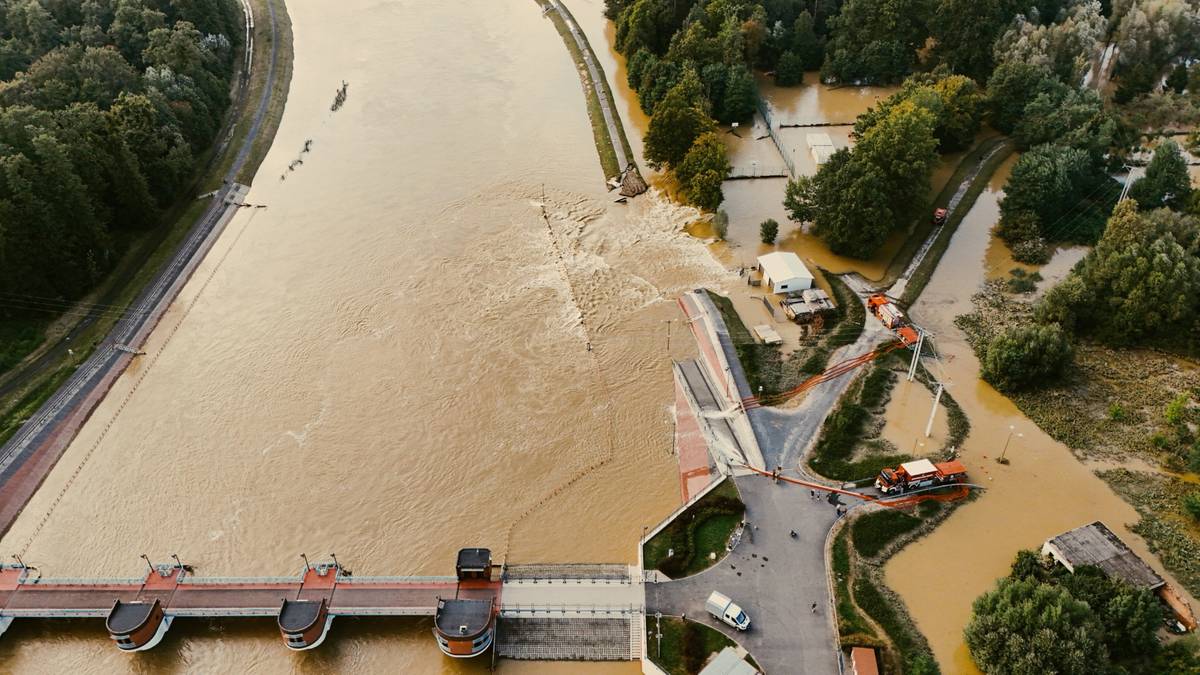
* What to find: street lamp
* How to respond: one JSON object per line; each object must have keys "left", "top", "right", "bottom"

{"left": 997, "top": 425, "right": 1022, "bottom": 464}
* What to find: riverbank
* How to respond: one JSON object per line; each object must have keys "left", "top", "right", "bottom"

{"left": 895, "top": 137, "right": 1015, "bottom": 305}
{"left": 0, "top": 0, "right": 294, "bottom": 450}
{"left": 535, "top": 0, "right": 639, "bottom": 183}
{"left": 812, "top": 349, "right": 969, "bottom": 674}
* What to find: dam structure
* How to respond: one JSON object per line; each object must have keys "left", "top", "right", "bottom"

{"left": 0, "top": 548, "right": 645, "bottom": 662}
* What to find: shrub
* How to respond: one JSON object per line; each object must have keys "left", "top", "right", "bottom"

{"left": 760, "top": 218, "right": 779, "bottom": 244}
{"left": 1165, "top": 393, "right": 1189, "bottom": 427}
{"left": 713, "top": 209, "right": 729, "bottom": 239}
{"left": 1011, "top": 237, "right": 1050, "bottom": 264}
{"left": 1108, "top": 403, "right": 1126, "bottom": 423}
{"left": 981, "top": 323, "right": 1073, "bottom": 392}
{"left": 851, "top": 510, "right": 921, "bottom": 558}
{"left": 1184, "top": 492, "right": 1200, "bottom": 522}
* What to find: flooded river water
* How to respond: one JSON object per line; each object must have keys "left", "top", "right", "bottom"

{"left": 885, "top": 156, "right": 1197, "bottom": 672}
{"left": 0, "top": 1, "right": 732, "bottom": 672}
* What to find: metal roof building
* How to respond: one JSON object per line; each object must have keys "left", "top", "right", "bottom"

{"left": 757, "top": 252, "right": 814, "bottom": 295}
{"left": 1041, "top": 521, "right": 1164, "bottom": 590}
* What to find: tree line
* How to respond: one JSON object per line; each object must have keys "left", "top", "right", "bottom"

{"left": 783, "top": 70, "right": 980, "bottom": 256}
{"left": 966, "top": 549, "right": 1200, "bottom": 674}
{"left": 608, "top": 0, "right": 839, "bottom": 211}
{"left": 0, "top": 0, "right": 242, "bottom": 308}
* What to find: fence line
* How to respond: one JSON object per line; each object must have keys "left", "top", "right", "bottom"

{"left": 755, "top": 93, "right": 796, "bottom": 179}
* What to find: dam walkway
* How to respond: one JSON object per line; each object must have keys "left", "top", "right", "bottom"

{"left": 0, "top": 554, "right": 645, "bottom": 662}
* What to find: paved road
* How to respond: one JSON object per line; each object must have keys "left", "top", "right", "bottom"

{"left": 751, "top": 284, "right": 893, "bottom": 474}
{"left": 646, "top": 475, "right": 843, "bottom": 674}
{"left": 651, "top": 283, "right": 902, "bottom": 672}
{"left": 0, "top": 0, "right": 284, "bottom": 537}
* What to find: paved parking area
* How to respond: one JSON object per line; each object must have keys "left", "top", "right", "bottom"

{"left": 645, "top": 475, "right": 843, "bottom": 675}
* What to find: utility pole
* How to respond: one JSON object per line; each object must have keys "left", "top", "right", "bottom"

{"left": 907, "top": 329, "right": 925, "bottom": 382}
{"left": 925, "top": 382, "right": 944, "bottom": 438}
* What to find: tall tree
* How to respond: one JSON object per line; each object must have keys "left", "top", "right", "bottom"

{"left": 965, "top": 577, "right": 1105, "bottom": 673}
{"left": 1129, "top": 140, "right": 1193, "bottom": 211}
{"left": 644, "top": 71, "right": 715, "bottom": 169}
{"left": 821, "top": 0, "right": 933, "bottom": 83}
{"left": 930, "top": 0, "right": 1022, "bottom": 82}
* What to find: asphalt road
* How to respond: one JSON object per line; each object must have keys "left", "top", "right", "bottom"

{"left": 646, "top": 475, "right": 844, "bottom": 674}
{"left": 647, "top": 282, "right": 895, "bottom": 673}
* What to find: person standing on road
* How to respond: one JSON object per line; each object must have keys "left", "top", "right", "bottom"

{"left": 811, "top": 602, "right": 818, "bottom": 614}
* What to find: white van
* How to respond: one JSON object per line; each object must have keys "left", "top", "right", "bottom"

{"left": 705, "top": 591, "right": 751, "bottom": 631}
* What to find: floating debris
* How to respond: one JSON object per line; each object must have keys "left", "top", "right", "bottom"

{"left": 331, "top": 80, "right": 349, "bottom": 112}
{"left": 618, "top": 167, "right": 648, "bottom": 197}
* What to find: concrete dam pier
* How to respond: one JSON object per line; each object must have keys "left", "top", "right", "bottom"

{"left": 0, "top": 548, "right": 645, "bottom": 662}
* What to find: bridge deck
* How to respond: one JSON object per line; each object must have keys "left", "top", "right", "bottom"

{"left": 0, "top": 565, "right": 479, "bottom": 620}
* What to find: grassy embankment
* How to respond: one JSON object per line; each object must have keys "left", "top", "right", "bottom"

{"left": 832, "top": 502, "right": 951, "bottom": 674}
{"left": 841, "top": 133, "right": 1011, "bottom": 290}
{"left": 534, "top": 0, "right": 637, "bottom": 182}
{"left": 646, "top": 616, "right": 759, "bottom": 675}
{"left": 643, "top": 478, "right": 745, "bottom": 578}
{"left": 703, "top": 276, "right": 864, "bottom": 402}
{"left": 806, "top": 350, "right": 969, "bottom": 482}
{"left": 0, "top": 0, "right": 294, "bottom": 447}
{"left": 957, "top": 283, "right": 1200, "bottom": 600}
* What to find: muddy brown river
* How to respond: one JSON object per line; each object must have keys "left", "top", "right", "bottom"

{"left": 0, "top": 1, "right": 731, "bottom": 671}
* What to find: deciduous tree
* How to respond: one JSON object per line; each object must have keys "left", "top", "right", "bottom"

{"left": 980, "top": 323, "right": 1073, "bottom": 391}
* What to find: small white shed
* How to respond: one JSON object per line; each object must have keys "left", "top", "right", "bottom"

{"left": 757, "top": 252, "right": 814, "bottom": 295}
{"left": 808, "top": 133, "right": 836, "bottom": 165}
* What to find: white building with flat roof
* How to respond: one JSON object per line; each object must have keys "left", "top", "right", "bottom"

{"left": 757, "top": 252, "right": 814, "bottom": 295}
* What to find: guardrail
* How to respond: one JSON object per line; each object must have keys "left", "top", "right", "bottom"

{"left": 25, "top": 577, "right": 142, "bottom": 586}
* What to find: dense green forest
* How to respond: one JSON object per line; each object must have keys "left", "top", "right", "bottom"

{"left": 0, "top": 0, "right": 242, "bottom": 316}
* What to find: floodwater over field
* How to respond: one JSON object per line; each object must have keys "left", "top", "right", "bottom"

{"left": 0, "top": 1, "right": 734, "bottom": 672}
{"left": 885, "top": 154, "right": 1198, "bottom": 672}
{"left": 714, "top": 77, "right": 982, "bottom": 282}
{"left": 879, "top": 379, "right": 949, "bottom": 456}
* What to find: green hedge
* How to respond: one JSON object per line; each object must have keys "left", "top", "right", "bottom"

{"left": 832, "top": 529, "right": 875, "bottom": 640}
{"left": 851, "top": 510, "right": 922, "bottom": 558}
